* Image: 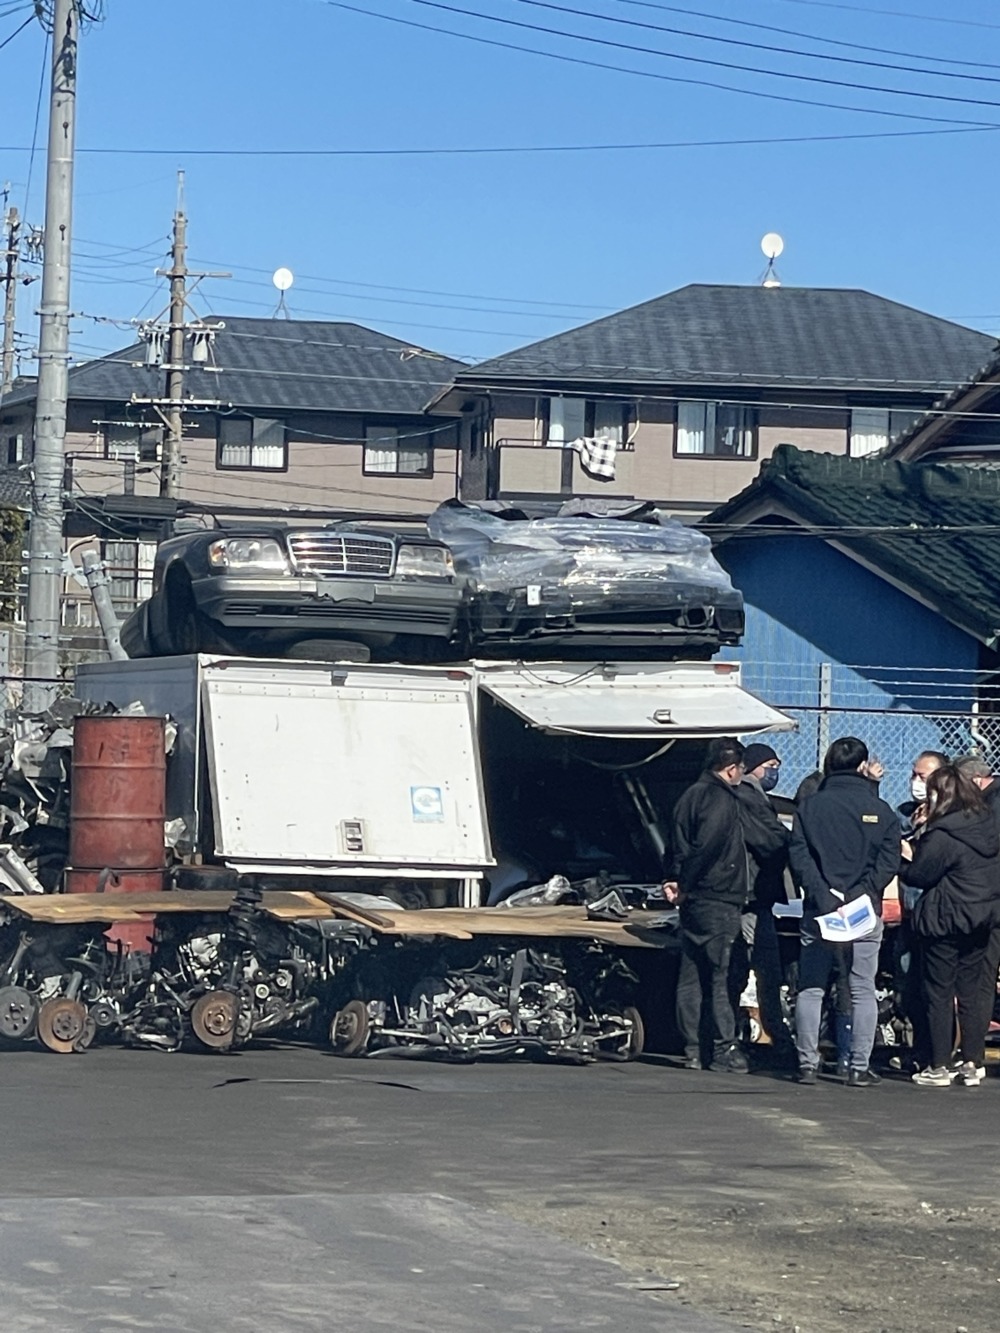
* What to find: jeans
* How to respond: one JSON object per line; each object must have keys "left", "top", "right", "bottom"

{"left": 922, "top": 926, "right": 993, "bottom": 1068}
{"left": 676, "top": 898, "right": 742, "bottom": 1064}
{"left": 795, "top": 922, "right": 883, "bottom": 1072}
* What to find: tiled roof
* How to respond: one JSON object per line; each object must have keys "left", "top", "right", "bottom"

{"left": 461, "top": 285, "right": 996, "bottom": 390}
{"left": 1, "top": 318, "right": 467, "bottom": 417}
{"left": 706, "top": 445, "right": 1000, "bottom": 647}
{"left": 0, "top": 471, "right": 30, "bottom": 509}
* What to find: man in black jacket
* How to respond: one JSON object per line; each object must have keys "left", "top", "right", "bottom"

{"left": 733, "top": 744, "right": 794, "bottom": 1060}
{"left": 665, "top": 737, "right": 754, "bottom": 1073}
{"left": 790, "top": 736, "right": 900, "bottom": 1087}
{"left": 956, "top": 755, "right": 1000, "bottom": 1069}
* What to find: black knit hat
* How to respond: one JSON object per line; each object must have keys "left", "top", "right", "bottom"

{"left": 743, "top": 743, "right": 780, "bottom": 773}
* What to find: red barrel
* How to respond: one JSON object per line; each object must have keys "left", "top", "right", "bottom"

{"left": 68, "top": 716, "right": 168, "bottom": 952}
{"left": 70, "top": 716, "right": 166, "bottom": 870}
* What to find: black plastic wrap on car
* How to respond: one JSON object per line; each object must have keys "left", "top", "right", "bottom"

{"left": 427, "top": 500, "right": 742, "bottom": 617}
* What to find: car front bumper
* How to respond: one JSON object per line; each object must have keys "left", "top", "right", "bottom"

{"left": 191, "top": 575, "right": 462, "bottom": 639}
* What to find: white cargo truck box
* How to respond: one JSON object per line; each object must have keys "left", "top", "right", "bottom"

{"left": 75, "top": 656, "right": 793, "bottom": 891}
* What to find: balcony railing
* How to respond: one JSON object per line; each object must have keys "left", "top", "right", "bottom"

{"left": 493, "top": 439, "right": 636, "bottom": 498}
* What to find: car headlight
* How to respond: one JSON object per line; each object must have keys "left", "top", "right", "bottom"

{"left": 207, "top": 537, "right": 290, "bottom": 573}
{"left": 395, "top": 544, "right": 454, "bottom": 579}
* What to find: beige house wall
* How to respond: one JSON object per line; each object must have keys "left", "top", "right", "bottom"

{"left": 487, "top": 392, "right": 852, "bottom": 510}
{"left": 44, "top": 405, "right": 461, "bottom": 515}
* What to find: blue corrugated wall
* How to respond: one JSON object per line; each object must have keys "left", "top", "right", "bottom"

{"left": 717, "top": 535, "right": 980, "bottom": 804}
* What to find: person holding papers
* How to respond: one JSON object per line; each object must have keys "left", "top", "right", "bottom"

{"left": 789, "top": 737, "right": 901, "bottom": 1087}
{"left": 900, "top": 764, "right": 1000, "bottom": 1088}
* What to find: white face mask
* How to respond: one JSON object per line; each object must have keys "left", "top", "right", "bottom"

{"left": 911, "top": 777, "right": 927, "bottom": 802}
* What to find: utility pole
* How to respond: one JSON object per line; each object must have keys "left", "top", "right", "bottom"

{"left": 24, "top": 0, "right": 79, "bottom": 712}
{"left": 161, "top": 174, "right": 187, "bottom": 499}
{"left": 133, "top": 188, "right": 227, "bottom": 494}
{"left": 1, "top": 204, "right": 20, "bottom": 400}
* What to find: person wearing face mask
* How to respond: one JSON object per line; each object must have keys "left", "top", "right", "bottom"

{"left": 732, "top": 744, "right": 795, "bottom": 1061}
{"left": 893, "top": 750, "right": 949, "bottom": 1073}
{"left": 900, "top": 751, "right": 949, "bottom": 833}
{"left": 900, "top": 763, "right": 1000, "bottom": 1087}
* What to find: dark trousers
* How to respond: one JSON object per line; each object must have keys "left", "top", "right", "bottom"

{"left": 676, "top": 898, "right": 741, "bottom": 1063}
{"left": 729, "top": 906, "right": 791, "bottom": 1047}
{"left": 894, "top": 919, "right": 931, "bottom": 1067}
{"left": 922, "top": 926, "right": 993, "bottom": 1068}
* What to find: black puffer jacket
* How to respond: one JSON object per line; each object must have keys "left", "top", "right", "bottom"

{"left": 901, "top": 808, "right": 1000, "bottom": 938}
{"left": 670, "top": 772, "right": 748, "bottom": 906}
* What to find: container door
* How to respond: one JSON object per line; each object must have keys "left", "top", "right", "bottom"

{"left": 202, "top": 666, "right": 492, "bottom": 870}
{"left": 476, "top": 661, "right": 796, "bottom": 738}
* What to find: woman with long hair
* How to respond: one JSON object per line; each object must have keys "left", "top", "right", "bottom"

{"left": 900, "top": 764, "right": 1000, "bottom": 1087}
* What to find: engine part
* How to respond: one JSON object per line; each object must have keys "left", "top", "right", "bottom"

{"left": 191, "top": 990, "right": 241, "bottom": 1050}
{"left": 329, "top": 1000, "right": 370, "bottom": 1056}
{"left": 0, "top": 984, "right": 37, "bottom": 1040}
{"left": 36, "top": 997, "right": 89, "bottom": 1054}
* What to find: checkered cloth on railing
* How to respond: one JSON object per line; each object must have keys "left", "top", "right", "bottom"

{"left": 569, "top": 435, "right": 618, "bottom": 480}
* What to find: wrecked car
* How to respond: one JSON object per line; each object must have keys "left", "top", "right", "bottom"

{"left": 119, "top": 522, "right": 463, "bottom": 662}
{"left": 328, "top": 938, "right": 644, "bottom": 1063}
{"left": 429, "top": 500, "right": 744, "bottom": 659}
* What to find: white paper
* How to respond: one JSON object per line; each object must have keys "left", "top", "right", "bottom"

{"left": 816, "top": 893, "right": 877, "bottom": 943}
{"left": 772, "top": 899, "right": 804, "bottom": 918}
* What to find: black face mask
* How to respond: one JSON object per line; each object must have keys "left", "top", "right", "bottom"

{"left": 759, "top": 767, "right": 780, "bottom": 793}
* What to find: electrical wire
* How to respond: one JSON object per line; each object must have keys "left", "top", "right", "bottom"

{"left": 21, "top": 27, "right": 48, "bottom": 219}
{"left": 772, "top": 0, "right": 1000, "bottom": 32}
{"left": 327, "top": 0, "right": 1000, "bottom": 126}
{"left": 0, "top": 12, "right": 33, "bottom": 50}
{"left": 606, "top": 0, "right": 1000, "bottom": 72}
{"left": 515, "top": 0, "right": 1000, "bottom": 86}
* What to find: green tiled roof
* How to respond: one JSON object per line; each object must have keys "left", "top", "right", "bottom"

{"left": 706, "top": 444, "right": 1000, "bottom": 647}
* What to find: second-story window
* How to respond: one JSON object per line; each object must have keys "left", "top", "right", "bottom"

{"left": 544, "top": 398, "right": 629, "bottom": 447}
{"left": 676, "top": 402, "right": 756, "bottom": 458}
{"left": 849, "top": 407, "right": 923, "bottom": 457}
{"left": 363, "top": 425, "right": 433, "bottom": 477}
{"left": 217, "top": 416, "right": 287, "bottom": 470}
{"left": 104, "top": 423, "right": 159, "bottom": 463}
{"left": 5, "top": 434, "right": 23, "bottom": 465}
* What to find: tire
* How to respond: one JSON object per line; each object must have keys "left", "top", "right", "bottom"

{"left": 329, "top": 1000, "right": 370, "bottom": 1056}
{"left": 598, "top": 1005, "right": 645, "bottom": 1062}
{"left": 162, "top": 572, "right": 227, "bottom": 655}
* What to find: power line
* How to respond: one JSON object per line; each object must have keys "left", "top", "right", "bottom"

{"left": 391, "top": 0, "right": 1000, "bottom": 114}
{"left": 522, "top": 0, "right": 1000, "bottom": 86}
{"left": 4, "top": 123, "right": 1000, "bottom": 158}
{"left": 771, "top": 0, "right": 1000, "bottom": 32}
{"left": 0, "top": 11, "right": 33, "bottom": 50}
{"left": 607, "top": 0, "right": 1000, "bottom": 72}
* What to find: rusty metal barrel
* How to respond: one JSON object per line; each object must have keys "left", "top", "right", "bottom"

{"left": 68, "top": 716, "right": 168, "bottom": 952}
{"left": 70, "top": 716, "right": 167, "bottom": 871}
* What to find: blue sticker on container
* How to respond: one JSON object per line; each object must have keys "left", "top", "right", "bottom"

{"left": 410, "top": 785, "right": 445, "bottom": 823}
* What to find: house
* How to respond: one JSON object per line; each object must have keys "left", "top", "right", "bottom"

{"left": 432, "top": 284, "right": 995, "bottom": 517}
{"left": 884, "top": 346, "right": 1000, "bottom": 464}
{"left": 0, "top": 317, "right": 466, "bottom": 630}
{"left": 704, "top": 445, "right": 1000, "bottom": 804}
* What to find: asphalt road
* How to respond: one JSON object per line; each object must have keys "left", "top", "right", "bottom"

{"left": 2, "top": 1044, "right": 1000, "bottom": 1332}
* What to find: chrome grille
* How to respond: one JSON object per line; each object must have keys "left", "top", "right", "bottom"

{"left": 288, "top": 532, "right": 395, "bottom": 577}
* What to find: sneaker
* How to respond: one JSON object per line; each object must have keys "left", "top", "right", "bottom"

{"left": 956, "top": 1061, "right": 985, "bottom": 1087}
{"left": 682, "top": 1055, "right": 702, "bottom": 1071}
{"left": 835, "top": 1056, "right": 849, "bottom": 1081}
{"left": 846, "top": 1067, "right": 882, "bottom": 1088}
{"left": 712, "top": 1045, "right": 749, "bottom": 1074}
{"left": 797, "top": 1065, "right": 818, "bottom": 1085}
{"left": 912, "top": 1065, "right": 952, "bottom": 1088}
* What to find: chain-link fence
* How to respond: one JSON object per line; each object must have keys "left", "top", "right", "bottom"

{"left": 741, "top": 662, "right": 1000, "bottom": 809}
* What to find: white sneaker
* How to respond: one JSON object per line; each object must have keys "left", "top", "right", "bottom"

{"left": 912, "top": 1065, "right": 952, "bottom": 1088}
{"left": 948, "top": 1060, "right": 986, "bottom": 1084}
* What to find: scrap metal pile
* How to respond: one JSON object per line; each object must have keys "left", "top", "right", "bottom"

{"left": 0, "top": 887, "right": 649, "bottom": 1061}
{"left": 0, "top": 700, "right": 157, "bottom": 896}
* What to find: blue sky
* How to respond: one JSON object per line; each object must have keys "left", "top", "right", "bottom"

{"left": 2, "top": 0, "right": 999, "bottom": 368}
